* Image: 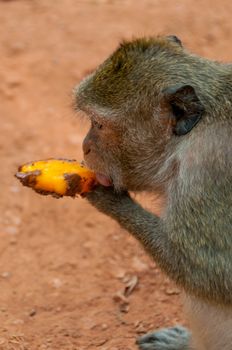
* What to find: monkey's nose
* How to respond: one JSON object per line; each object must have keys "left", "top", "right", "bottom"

{"left": 82, "top": 136, "right": 92, "bottom": 155}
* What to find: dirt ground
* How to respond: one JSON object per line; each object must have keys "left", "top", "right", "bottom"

{"left": 1, "top": 1, "right": 232, "bottom": 349}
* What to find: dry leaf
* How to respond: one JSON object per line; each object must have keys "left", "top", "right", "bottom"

{"left": 124, "top": 275, "right": 138, "bottom": 297}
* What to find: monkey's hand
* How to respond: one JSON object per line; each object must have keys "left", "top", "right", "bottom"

{"left": 85, "top": 185, "right": 133, "bottom": 217}
{"left": 85, "top": 186, "right": 163, "bottom": 256}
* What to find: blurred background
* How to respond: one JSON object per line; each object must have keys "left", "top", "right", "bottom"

{"left": 1, "top": 1, "right": 232, "bottom": 349}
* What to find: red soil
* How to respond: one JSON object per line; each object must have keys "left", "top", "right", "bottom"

{"left": 1, "top": 1, "right": 231, "bottom": 349}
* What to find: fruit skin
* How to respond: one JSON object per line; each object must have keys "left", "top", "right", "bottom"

{"left": 15, "top": 158, "right": 96, "bottom": 198}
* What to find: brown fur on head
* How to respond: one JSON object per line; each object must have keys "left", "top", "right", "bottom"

{"left": 73, "top": 35, "right": 229, "bottom": 193}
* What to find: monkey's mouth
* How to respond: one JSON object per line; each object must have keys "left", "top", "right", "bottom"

{"left": 81, "top": 160, "right": 112, "bottom": 187}
{"left": 96, "top": 173, "right": 112, "bottom": 187}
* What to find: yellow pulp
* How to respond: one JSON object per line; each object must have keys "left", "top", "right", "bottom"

{"left": 20, "top": 159, "right": 96, "bottom": 196}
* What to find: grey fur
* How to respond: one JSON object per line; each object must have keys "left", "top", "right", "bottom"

{"left": 137, "top": 326, "right": 190, "bottom": 350}
{"left": 74, "top": 36, "right": 232, "bottom": 349}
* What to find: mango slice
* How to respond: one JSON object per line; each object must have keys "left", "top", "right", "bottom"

{"left": 15, "top": 159, "right": 96, "bottom": 198}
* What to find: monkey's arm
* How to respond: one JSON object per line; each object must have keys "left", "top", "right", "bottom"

{"left": 86, "top": 185, "right": 232, "bottom": 305}
{"left": 85, "top": 186, "right": 165, "bottom": 256}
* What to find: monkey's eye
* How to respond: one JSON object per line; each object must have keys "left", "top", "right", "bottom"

{"left": 92, "top": 120, "right": 103, "bottom": 130}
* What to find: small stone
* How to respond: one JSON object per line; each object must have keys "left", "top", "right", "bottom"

{"left": 12, "top": 217, "right": 21, "bottom": 226}
{"left": 111, "top": 268, "right": 126, "bottom": 279}
{"left": 6, "top": 75, "right": 22, "bottom": 88}
{"left": 165, "top": 288, "right": 180, "bottom": 295}
{"left": 132, "top": 257, "right": 149, "bottom": 272}
{"left": 8, "top": 42, "right": 25, "bottom": 54}
{"left": 9, "top": 237, "right": 17, "bottom": 245}
{"left": 29, "top": 309, "right": 36, "bottom": 317}
{"left": 123, "top": 275, "right": 139, "bottom": 297}
{"left": 82, "top": 317, "right": 97, "bottom": 330}
{"left": 83, "top": 241, "right": 94, "bottom": 249}
{"left": 51, "top": 278, "right": 63, "bottom": 288}
{"left": 5, "top": 226, "right": 18, "bottom": 235}
{"left": 85, "top": 221, "right": 94, "bottom": 228}
{"left": 68, "top": 134, "right": 83, "bottom": 145}
{"left": 136, "top": 324, "right": 146, "bottom": 334}
{"left": 3, "top": 90, "right": 15, "bottom": 99}
{"left": 134, "top": 320, "right": 140, "bottom": 328}
{"left": 112, "top": 234, "right": 120, "bottom": 241}
{"left": 12, "top": 319, "right": 24, "bottom": 325}
{"left": 39, "top": 345, "right": 48, "bottom": 350}
{"left": 113, "top": 291, "right": 128, "bottom": 304}
{"left": 120, "top": 302, "right": 130, "bottom": 313}
{"left": 9, "top": 185, "right": 20, "bottom": 193}
{"left": 1, "top": 272, "right": 10, "bottom": 278}
{"left": 0, "top": 338, "right": 6, "bottom": 345}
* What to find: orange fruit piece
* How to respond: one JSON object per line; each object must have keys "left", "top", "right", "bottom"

{"left": 15, "top": 158, "right": 96, "bottom": 198}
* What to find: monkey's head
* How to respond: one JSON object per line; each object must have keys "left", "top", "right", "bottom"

{"left": 74, "top": 36, "right": 205, "bottom": 192}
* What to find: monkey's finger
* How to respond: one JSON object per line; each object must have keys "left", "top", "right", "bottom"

{"left": 85, "top": 185, "right": 131, "bottom": 213}
{"left": 15, "top": 158, "right": 96, "bottom": 198}
{"left": 85, "top": 185, "right": 129, "bottom": 201}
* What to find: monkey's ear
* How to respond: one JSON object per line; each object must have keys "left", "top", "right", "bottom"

{"left": 166, "top": 35, "right": 183, "bottom": 47}
{"left": 163, "top": 84, "right": 205, "bottom": 136}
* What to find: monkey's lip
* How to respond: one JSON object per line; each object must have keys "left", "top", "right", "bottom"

{"left": 96, "top": 173, "right": 112, "bottom": 187}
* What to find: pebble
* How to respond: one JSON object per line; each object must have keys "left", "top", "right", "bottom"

{"left": 165, "top": 288, "right": 180, "bottom": 295}
{"left": 3, "top": 90, "right": 15, "bottom": 99}
{"left": 11, "top": 216, "right": 21, "bottom": 226}
{"left": 132, "top": 256, "right": 149, "bottom": 272}
{"left": 6, "top": 75, "right": 22, "bottom": 88}
{"left": 8, "top": 42, "right": 25, "bottom": 55}
{"left": 68, "top": 134, "right": 83, "bottom": 145}
{"left": 5, "top": 226, "right": 18, "bottom": 235}
{"left": 51, "top": 278, "right": 63, "bottom": 288}
{"left": 111, "top": 268, "right": 126, "bottom": 279}
{"left": 1, "top": 272, "right": 11, "bottom": 279}
{"left": 9, "top": 237, "right": 17, "bottom": 245}
{"left": 29, "top": 309, "right": 37, "bottom": 317}
{"left": 12, "top": 319, "right": 24, "bottom": 325}
{"left": 113, "top": 291, "right": 128, "bottom": 304}
{"left": 9, "top": 185, "right": 21, "bottom": 193}
{"left": 0, "top": 338, "right": 5, "bottom": 345}
{"left": 4, "top": 211, "right": 21, "bottom": 227}
{"left": 101, "top": 323, "right": 108, "bottom": 330}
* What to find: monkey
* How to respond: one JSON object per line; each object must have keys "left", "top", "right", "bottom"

{"left": 74, "top": 35, "right": 232, "bottom": 350}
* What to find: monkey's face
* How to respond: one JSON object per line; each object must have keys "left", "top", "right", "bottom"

{"left": 74, "top": 37, "right": 204, "bottom": 192}
{"left": 81, "top": 113, "right": 127, "bottom": 191}
{"left": 76, "top": 76, "right": 171, "bottom": 192}
{"left": 79, "top": 108, "right": 171, "bottom": 192}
